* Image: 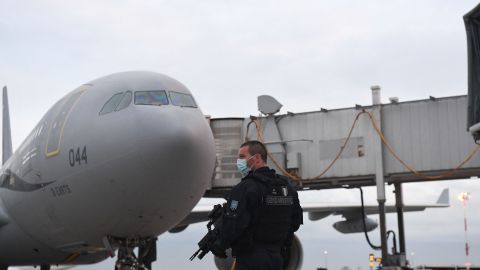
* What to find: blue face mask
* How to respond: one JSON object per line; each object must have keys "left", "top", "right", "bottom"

{"left": 237, "top": 155, "right": 255, "bottom": 177}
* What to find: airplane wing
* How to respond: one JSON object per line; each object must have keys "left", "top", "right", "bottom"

{"left": 170, "top": 189, "right": 449, "bottom": 232}
{"left": 306, "top": 188, "right": 449, "bottom": 220}
{"left": 170, "top": 205, "right": 215, "bottom": 232}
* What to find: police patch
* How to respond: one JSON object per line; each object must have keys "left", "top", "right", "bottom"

{"left": 230, "top": 200, "right": 239, "bottom": 211}
{"left": 265, "top": 195, "right": 293, "bottom": 206}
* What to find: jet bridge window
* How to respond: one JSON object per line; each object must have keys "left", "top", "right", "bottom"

{"left": 134, "top": 91, "right": 169, "bottom": 106}
{"left": 168, "top": 91, "right": 197, "bottom": 108}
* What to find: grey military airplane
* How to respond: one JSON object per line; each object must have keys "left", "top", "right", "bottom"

{"left": 0, "top": 71, "right": 449, "bottom": 270}
{"left": 0, "top": 72, "right": 217, "bottom": 269}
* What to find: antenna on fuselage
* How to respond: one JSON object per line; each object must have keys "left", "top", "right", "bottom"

{"left": 2, "top": 86, "right": 12, "bottom": 164}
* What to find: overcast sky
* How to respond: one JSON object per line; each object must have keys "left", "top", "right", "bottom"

{"left": 1, "top": 0, "right": 480, "bottom": 269}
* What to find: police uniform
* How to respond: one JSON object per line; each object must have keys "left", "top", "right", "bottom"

{"left": 219, "top": 167, "right": 303, "bottom": 270}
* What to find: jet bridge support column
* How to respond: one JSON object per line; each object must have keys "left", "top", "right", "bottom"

{"left": 394, "top": 183, "right": 406, "bottom": 254}
{"left": 371, "top": 86, "right": 389, "bottom": 263}
{"left": 378, "top": 200, "right": 389, "bottom": 264}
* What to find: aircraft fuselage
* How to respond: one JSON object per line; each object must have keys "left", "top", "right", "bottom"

{"left": 0, "top": 71, "right": 216, "bottom": 266}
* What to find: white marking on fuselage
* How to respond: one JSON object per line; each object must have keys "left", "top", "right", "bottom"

{"left": 21, "top": 148, "right": 38, "bottom": 165}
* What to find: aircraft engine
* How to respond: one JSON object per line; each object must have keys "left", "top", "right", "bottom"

{"left": 333, "top": 217, "right": 378, "bottom": 234}
{"left": 213, "top": 234, "right": 303, "bottom": 270}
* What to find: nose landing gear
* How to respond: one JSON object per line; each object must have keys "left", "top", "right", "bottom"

{"left": 111, "top": 237, "right": 157, "bottom": 270}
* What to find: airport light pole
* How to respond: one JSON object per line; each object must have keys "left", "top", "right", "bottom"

{"left": 458, "top": 192, "right": 471, "bottom": 270}
{"left": 324, "top": 250, "right": 328, "bottom": 270}
{"left": 410, "top": 252, "right": 415, "bottom": 268}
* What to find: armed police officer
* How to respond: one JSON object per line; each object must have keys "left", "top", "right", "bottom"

{"left": 212, "top": 140, "right": 303, "bottom": 270}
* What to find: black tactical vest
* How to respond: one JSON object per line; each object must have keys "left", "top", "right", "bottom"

{"left": 250, "top": 173, "right": 295, "bottom": 246}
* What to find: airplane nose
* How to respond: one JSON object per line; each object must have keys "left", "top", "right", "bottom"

{"left": 138, "top": 108, "right": 215, "bottom": 175}
{"left": 112, "top": 107, "right": 216, "bottom": 235}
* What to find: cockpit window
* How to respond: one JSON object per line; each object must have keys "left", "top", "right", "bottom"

{"left": 115, "top": 91, "right": 132, "bottom": 111}
{"left": 134, "top": 91, "right": 169, "bottom": 106}
{"left": 99, "top": 93, "right": 124, "bottom": 115}
{"left": 168, "top": 91, "right": 197, "bottom": 108}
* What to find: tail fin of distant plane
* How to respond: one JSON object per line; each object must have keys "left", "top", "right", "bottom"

{"left": 2, "top": 86, "right": 12, "bottom": 164}
{"left": 436, "top": 188, "right": 449, "bottom": 205}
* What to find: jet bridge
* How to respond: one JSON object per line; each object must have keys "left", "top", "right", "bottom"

{"left": 208, "top": 94, "right": 480, "bottom": 194}
{"left": 206, "top": 91, "right": 480, "bottom": 269}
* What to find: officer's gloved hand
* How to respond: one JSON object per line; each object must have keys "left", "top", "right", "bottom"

{"left": 210, "top": 239, "right": 227, "bottom": 258}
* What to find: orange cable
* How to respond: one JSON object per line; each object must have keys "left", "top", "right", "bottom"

{"left": 253, "top": 111, "right": 365, "bottom": 182}
{"left": 251, "top": 110, "right": 480, "bottom": 182}
{"left": 365, "top": 111, "right": 480, "bottom": 180}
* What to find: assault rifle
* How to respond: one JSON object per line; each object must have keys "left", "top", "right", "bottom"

{"left": 189, "top": 203, "right": 225, "bottom": 260}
